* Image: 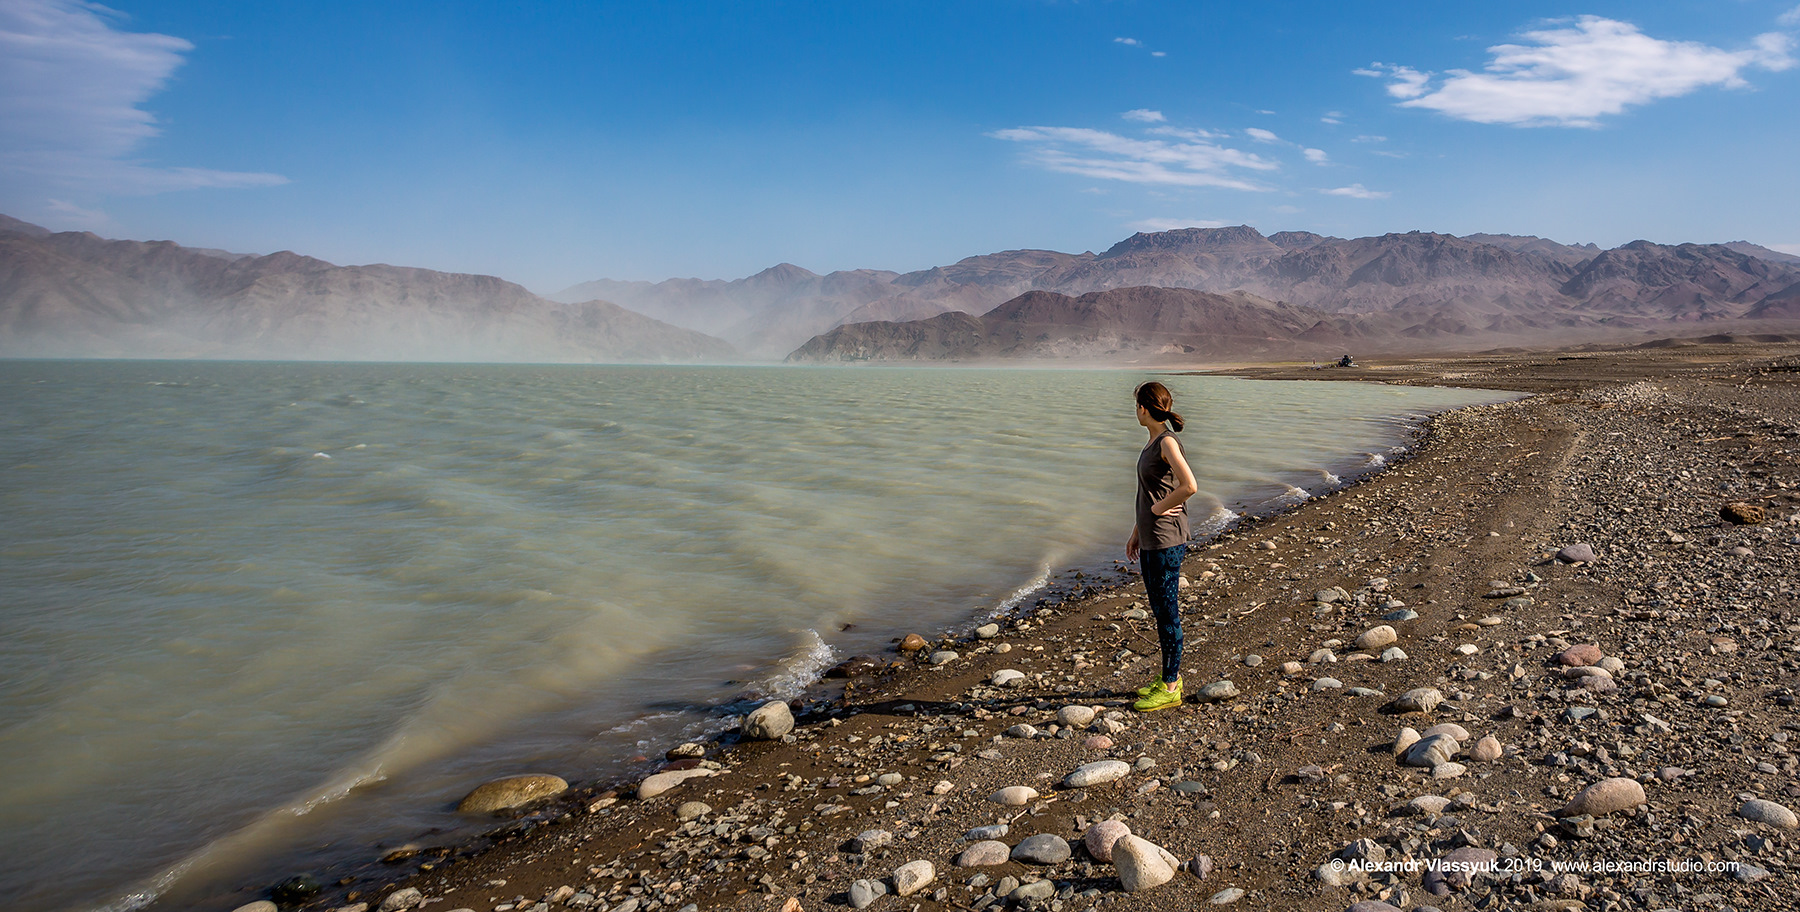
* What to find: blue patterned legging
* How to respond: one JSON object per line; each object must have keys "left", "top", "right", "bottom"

{"left": 1141, "top": 543, "right": 1186, "bottom": 683}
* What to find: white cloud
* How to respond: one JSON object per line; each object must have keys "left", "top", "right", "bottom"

{"left": 1128, "top": 217, "right": 1226, "bottom": 232}
{"left": 1322, "top": 183, "right": 1390, "bottom": 199}
{"left": 1245, "top": 127, "right": 1281, "bottom": 143}
{"left": 1151, "top": 51, "right": 1166, "bottom": 57}
{"left": 989, "top": 125, "right": 1278, "bottom": 190}
{"left": 1114, "top": 37, "right": 1142, "bottom": 47}
{"left": 1122, "top": 108, "right": 1166, "bottom": 123}
{"left": 0, "top": 0, "right": 287, "bottom": 193}
{"left": 1359, "top": 16, "right": 1797, "bottom": 127}
{"left": 1780, "top": 5, "right": 1800, "bottom": 27}
{"left": 1351, "top": 134, "right": 1387, "bottom": 143}
{"left": 1302, "top": 148, "right": 1329, "bottom": 164}
{"left": 1319, "top": 110, "right": 1346, "bottom": 124}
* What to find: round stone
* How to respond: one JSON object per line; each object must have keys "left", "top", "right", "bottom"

{"left": 1011, "top": 833, "right": 1072, "bottom": 864}
{"left": 992, "top": 669, "right": 1026, "bottom": 687}
{"left": 1083, "top": 819, "right": 1131, "bottom": 862}
{"left": 955, "top": 840, "right": 1011, "bottom": 867}
{"left": 675, "top": 801, "right": 712, "bottom": 821}
{"left": 742, "top": 700, "right": 794, "bottom": 740}
{"left": 988, "top": 786, "right": 1039, "bottom": 806}
{"left": 893, "top": 859, "right": 935, "bottom": 896}
{"left": 1559, "top": 777, "right": 1646, "bottom": 817}
{"left": 1056, "top": 705, "right": 1096, "bottom": 727}
{"left": 1355, "top": 625, "right": 1398, "bottom": 649}
{"left": 1737, "top": 798, "right": 1799, "bottom": 829}
{"left": 1064, "top": 760, "right": 1132, "bottom": 788}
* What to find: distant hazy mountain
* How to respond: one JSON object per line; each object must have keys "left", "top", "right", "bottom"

{"left": 0, "top": 218, "right": 733, "bottom": 362}
{"left": 565, "top": 226, "right": 1800, "bottom": 359}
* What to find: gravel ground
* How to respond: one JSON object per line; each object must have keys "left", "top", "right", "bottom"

{"left": 254, "top": 342, "right": 1800, "bottom": 912}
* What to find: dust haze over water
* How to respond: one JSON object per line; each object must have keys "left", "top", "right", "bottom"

{"left": 0, "top": 361, "right": 1510, "bottom": 911}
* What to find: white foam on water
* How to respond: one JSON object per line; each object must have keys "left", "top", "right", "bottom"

{"left": 761, "top": 629, "right": 838, "bottom": 701}
{"left": 1364, "top": 452, "right": 1386, "bottom": 466}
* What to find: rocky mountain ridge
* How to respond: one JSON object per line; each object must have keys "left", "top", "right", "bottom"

{"left": 560, "top": 226, "right": 1800, "bottom": 359}
{"left": 0, "top": 219, "right": 734, "bottom": 362}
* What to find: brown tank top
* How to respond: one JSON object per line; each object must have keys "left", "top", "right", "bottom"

{"left": 1136, "top": 431, "right": 1191, "bottom": 550}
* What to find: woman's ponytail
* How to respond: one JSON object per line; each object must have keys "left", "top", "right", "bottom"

{"left": 1134, "top": 381, "right": 1184, "bottom": 432}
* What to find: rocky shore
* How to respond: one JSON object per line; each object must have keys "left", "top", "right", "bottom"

{"left": 252, "top": 342, "right": 1800, "bottom": 912}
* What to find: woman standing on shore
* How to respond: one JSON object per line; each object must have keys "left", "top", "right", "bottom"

{"left": 1125, "top": 381, "right": 1198, "bottom": 712}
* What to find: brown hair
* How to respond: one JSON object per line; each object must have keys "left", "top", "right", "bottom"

{"left": 1134, "top": 381, "right": 1184, "bottom": 432}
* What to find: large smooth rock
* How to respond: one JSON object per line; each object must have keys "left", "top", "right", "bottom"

{"left": 1113, "top": 835, "right": 1177, "bottom": 892}
{"left": 1355, "top": 626, "right": 1398, "bottom": 649}
{"left": 893, "top": 860, "right": 935, "bottom": 896}
{"left": 742, "top": 700, "right": 794, "bottom": 740}
{"left": 1196, "top": 680, "right": 1239, "bottom": 702}
{"left": 1056, "top": 705, "right": 1097, "bottom": 728}
{"left": 1402, "top": 733, "right": 1459, "bottom": 769}
{"left": 850, "top": 829, "right": 893, "bottom": 853}
{"left": 1555, "top": 643, "right": 1603, "bottom": 666}
{"left": 1558, "top": 777, "right": 1646, "bottom": 817}
{"left": 1064, "top": 760, "right": 1131, "bottom": 788}
{"left": 992, "top": 669, "right": 1026, "bottom": 687}
{"left": 1421, "top": 723, "right": 1468, "bottom": 741}
{"left": 675, "top": 801, "right": 712, "bottom": 821}
{"left": 848, "top": 878, "right": 886, "bottom": 909}
{"left": 1737, "top": 798, "right": 1800, "bottom": 828}
{"left": 637, "top": 768, "right": 713, "bottom": 799}
{"left": 955, "top": 840, "right": 1011, "bottom": 867}
{"left": 1392, "top": 727, "right": 1421, "bottom": 757}
{"left": 456, "top": 775, "right": 568, "bottom": 813}
{"left": 1082, "top": 819, "right": 1131, "bottom": 862}
{"left": 377, "top": 889, "right": 424, "bottom": 912}
{"left": 1556, "top": 543, "right": 1597, "bottom": 563}
{"left": 1390, "top": 687, "right": 1443, "bottom": 714}
{"left": 988, "top": 786, "right": 1039, "bottom": 806}
{"left": 1011, "top": 833, "right": 1072, "bottom": 864}
{"left": 1470, "top": 735, "right": 1503, "bottom": 762}
{"left": 232, "top": 904, "right": 278, "bottom": 912}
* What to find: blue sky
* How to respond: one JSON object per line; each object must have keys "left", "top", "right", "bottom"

{"left": 1, "top": 0, "right": 1797, "bottom": 290}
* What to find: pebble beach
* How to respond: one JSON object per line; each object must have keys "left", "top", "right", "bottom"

{"left": 235, "top": 341, "right": 1800, "bottom": 912}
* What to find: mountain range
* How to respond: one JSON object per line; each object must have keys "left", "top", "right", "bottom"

{"left": 5, "top": 213, "right": 1799, "bottom": 364}
{"left": 559, "top": 226, "right": 1800, "bottom": 361}
{"left": 0, "top": 217, "right": 732, "bottom": 362}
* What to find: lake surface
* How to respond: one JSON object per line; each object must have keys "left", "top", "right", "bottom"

{"left": 0, "top": 362, "right": 1510, "bottom": 910}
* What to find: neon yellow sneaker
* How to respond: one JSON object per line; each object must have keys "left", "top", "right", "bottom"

{"left": 1133, "top": 678, "right": 1160, "bottom": 697}
{"left": 1132, "top": 678, "right": 1183, "bottom": 712}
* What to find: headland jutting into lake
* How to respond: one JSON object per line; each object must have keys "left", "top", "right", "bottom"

{"left": 228, "top": 339, "right": 1800, "bottom": 912}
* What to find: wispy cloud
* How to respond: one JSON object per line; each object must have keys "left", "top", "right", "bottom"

{"left": 1128, "top": 217, "right": 1226, "bottom": 232}
{"left": 1114, "top": 36, "right": 1165, "bottom": 57}
{"left": 1302, "top": 148, "right": 1329, "bottom": 164}
{"left": 1780, "top": 5, "right": 1800, "bottom": 28}
{"left": 1358, "top": 16, "right": 1796, "bottom": 127}
{"left": 1121, "top": 108, "right": 1165, "bottom": 123}
{"left": 1351, "top": 134, "right": 1388, "bottom": 143}
{"left": 1322, "top": 183, "right": 1389, "bottom": 199}
{"left": 0, "top": 0, "right": 287, "bottom": 194}
{"left": 990, "top": 125, "right": 1278, "bottom": 190}
{"left": 1320, "top": 110, "right": 1345, "bottom": 124}
{"left": 1244, "top": 127, "right": 1281, "bottom": 143}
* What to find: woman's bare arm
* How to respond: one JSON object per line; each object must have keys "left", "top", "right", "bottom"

{"left": 1151, "top": 435, "right": 1198, "bottom": 516}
